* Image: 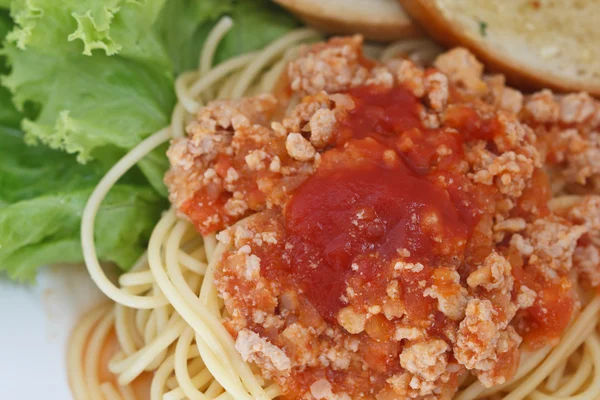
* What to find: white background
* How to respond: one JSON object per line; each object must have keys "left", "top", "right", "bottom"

{"left": 0, "top": 265, "right": 107, "bottom": 399}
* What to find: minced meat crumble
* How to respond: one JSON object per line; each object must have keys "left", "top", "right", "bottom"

{"left": 165, "top": 37, "right": 599, "bottom": 400}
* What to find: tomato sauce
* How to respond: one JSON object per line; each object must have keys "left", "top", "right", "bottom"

{"left": 176, "top": 37, "right": 584, "bottom": 400}
{"left": 257, "top": 85, "right": 487, "bottom": 323}
{"left": 278, "top": 138, "right": 471, "bottom": 320}
{"left": 181, "top": 129, "right": 294, "bottom": 234}
{"left": 182, "top": 189, "right": 236, "bottom": 234}
{"left": 511, "top": 258, "right": 575, "bottom": 348}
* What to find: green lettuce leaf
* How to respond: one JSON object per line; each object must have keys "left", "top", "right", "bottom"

{"left": 214, "top": 0, "right": 299, "bottom": 64}
{"left": 0, "top": 0, "right": 300, "bottom": 281}
{"left": 157, "top": 0, "right": 300, "bottom": 74}
{"left": 3, "top": 43, "right": 175, "bottom": 160}
{"left": 3, "top": 0, "right": 175, "bottom": 194}
{"left": 8, "top": 0, "right": 170, "bottom": 66}
{"left": 3, "top": 42, "right": 175, "bottom": 194}
{"left": 2, "top": 0, "right": 297, "bottom": 182}
{"left": 0, "top": 127, "right": 166, "bottom": 282}
{"left": 155, "top": 0, "right": 234, "bottom": 75}
{"left": 0, "top": 9, "right": 20, "bottom": 128}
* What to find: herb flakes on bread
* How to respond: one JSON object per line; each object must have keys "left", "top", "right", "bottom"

{"left": 399, "top": 0, "right": 600, "bottom": 95}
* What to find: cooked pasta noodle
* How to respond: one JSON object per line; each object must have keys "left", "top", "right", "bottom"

{"left": 69, "top": 18, "right": 600, "bottom": 400}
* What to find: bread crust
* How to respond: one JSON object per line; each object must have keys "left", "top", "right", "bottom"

{"left": 399, "top": 0, "right": 600, "bottom": 96}
{"left": 274, "top": 0, "right": 421, "bottom": 41}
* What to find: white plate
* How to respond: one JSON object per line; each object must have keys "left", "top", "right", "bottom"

{"left": 0, "top": 265, "right": 107, "bottom": 399}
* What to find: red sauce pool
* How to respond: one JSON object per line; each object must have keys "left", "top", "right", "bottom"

{"left": 260, "top": 85, "right": 485, "bottom": 321}
{"left": 280, "top": 139, "right": 473, "bottom": 320}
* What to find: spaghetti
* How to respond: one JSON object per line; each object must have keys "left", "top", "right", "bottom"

{"left": 69, "top": 18, "right": 600, "bottom": 400}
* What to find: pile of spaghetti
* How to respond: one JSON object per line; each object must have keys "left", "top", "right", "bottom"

{"left": 69, "top": 18, "right": 600, "bottom": 400}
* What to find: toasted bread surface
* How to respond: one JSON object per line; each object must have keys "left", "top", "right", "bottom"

{"left": 399, "top": 0, "right": 600, "bottom": 95}
{"left": 274, "top": 0, "right": 420, "bottom": 41}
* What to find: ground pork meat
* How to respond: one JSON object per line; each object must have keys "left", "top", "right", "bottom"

{"left": 470, "top": 151, "right": 535, "bottom": 198}
{"left": 521, "top": 89, "right": 600, "bottom": 186}
{"left": 424, "top": 72, "right": 449, "bottom": 112}
{"left": 523, "top": 90, "right": 559, "bottom": 123}
{"left": 336, "top": 307, "right": 366, "bottom": 334}
{"left": 282, "top": 92, "right": 332, "bottom": 133}
{"left": 386, "top": 366, "right": 461, "bottom": 400}
{"left": 166, "top": 94, "right": 337, "bottom": 232}
{"left": 464, "top": 110, "right": 540, "bottom": 200}
{"left": 167, "top": 38, "right": 588, "bottom": 400}
{"left": 166, "top": 95, "right": 278, "bottom": 210}
{"left": 494, "top": 112, "right": 536, "bottom": 153}
{"left": 400, "top": 339, "right": 449, "bottom": 381}
{"left": 365, "top": 66, "right": 394, "bottom": 88}
{"left": 454, "top": 299, "right": 522, "bottom": 387}
{"left": 309, "top": 108, "right": 337, "bottom": 148}
{"left": 433, "top": 48, "right": 486, "bottom": 95}
{"left": 476, "top": 328, "right": 522, "bottom": 387}
{"left": 516, "top": 285, "right": 537, "bottom": 309}
{"left": 540, "top": 127, "right": 600, "bottom": 185}
{"left": 574, "top": 245, "right": 600, "bottom": 287}
{"left": 560, "top": 93, "right": 597, "bottom": 124}
{"left": 485, "top": 75, "right": 523, "bottom": 115}
{"left": 309, "top": 380, "right": 351, "bottom": 400}
{"left": 235, "top": 329, "right": 291, "bottom": 377}
{"left": 423, "top": 267, "right": 468, "bottom": 320}
{"left": 280, "top": 323, "right": 321, "bottom": 367}
{"left": 391, "top": 59, "right": 425, "bottom": 97}
{"left": 288, "top": 35, "right": 369, "bottom": 95}
{"left": 567, "top": 195, "right": 600, "bottom": 243}
{"left": 286, "top": 132, "right": 316, "bottom": 161}
{"left": 525, "top": 216, "right": 587, "bottom": 273}
{"left": 467, "top": 252, "right": 513, "bottom": 294}
{"left": 560, "top": 196, "right": 600, "bottom": 287}
{"left": 562, "top": 132, "right": 600, "bottom": 184}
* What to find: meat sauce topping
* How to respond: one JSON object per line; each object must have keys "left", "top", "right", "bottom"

{"left": 165, "top": 37, "right": 596, "bottom": 399}
{"left": 518, "top": 90, "right": 600, "bottom": 191}
{"left": 278, "top": 86, "right": 481, "bottom": 322}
